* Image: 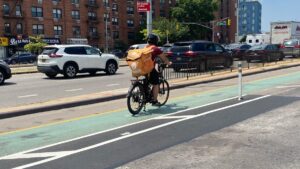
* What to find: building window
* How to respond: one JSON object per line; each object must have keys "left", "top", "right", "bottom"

{"left": 53, "top": 8, "right": 62, "bottom": 19}
{"left": 127, "top": 6, "right": 134, "bottom": 15}
{"left": 54, "top": 25, "right": 63, "bottom": 35}
{"left": 71, "top": 0, "right": 79, "bottom": 4}
{"left": 103, "top": 0, "right": 109, "bottom": 7}
{"left": 113, "top": 31, "right": 119, "bottom": 39}
{"left": 4, "top": 23, "right": 11, "bottom": 34}
{"left": 16, "top": 23, "right": 23, "bottom": 34}
{"left": 104, "top": 13, "right": 110, "bottom": 21}
{"left": 16, "top": 5, "right": 22, "bottom": 16}
{"left": 112, "top": 3, "right": 118, "bottom": 11}
{"left": 3, "top": 4, "right": 10, "bottom": 15}
{"left": 112, "top": 17, "right": 118, "bottom": 25}
{"left": 31, "top": 7, "right": 43, "bottom": 17}
{"left": 128, "top": 32, "right": 135, "bottom": 39}
{"left": 127, "top": 19, "right": 134, "bottom": 27}
{"left": 72, "top": 26, "right": 81, "bottom": 37}
{"left": 88, "top": 11, "right": 97, "bottom": 20}
{"left": 32, "top": 24, "right": 44, "bottom": 34}
{"left": 71, "top": 10, "right": 80, "bottom": 19}
{"left": 88, "top": 27, "right": 98, "bottom": 36}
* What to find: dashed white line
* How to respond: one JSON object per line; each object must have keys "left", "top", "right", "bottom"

{"left": 18, "top": 94, "right": 38, "bottom": 99}
{"left": 106, "top": 84, "right": 120, "bottom": 87}
{"left": 65, "top": 88, "right": 83, "bottom": 92}
{"left": 276, "top": 85, "right": 300, "bottom": 89}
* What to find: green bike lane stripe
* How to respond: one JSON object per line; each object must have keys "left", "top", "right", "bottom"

{"left": 1, "top": 71, "right": 300, "bottom": 157}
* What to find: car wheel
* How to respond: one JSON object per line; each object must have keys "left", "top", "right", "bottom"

{"left": 89, "top": 71, "right": 97, "bottom": 76}
{"left": 63, "top": 63, "right": 78, "bottom": 78}
{"left": 105, "top": 61, "right": 117, "bottom": 75}
{"left": 0, "top": 70, "right": 5, "bottom": 85}
{"left": 45, "top": 73, "right": 57, "bottom": 79}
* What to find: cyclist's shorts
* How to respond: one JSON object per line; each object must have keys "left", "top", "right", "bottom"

{"left": 149, "top": 69, "right": 159, "bottom": 85}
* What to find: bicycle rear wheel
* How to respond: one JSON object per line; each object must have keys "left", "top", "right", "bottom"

{"left": 127, "top": 83, "right": 145, "bottom": 115}
{"left": 157, "top": 79, "right": 170, "bottom": 106}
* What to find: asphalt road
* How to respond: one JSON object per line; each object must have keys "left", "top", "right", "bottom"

{"left": 0, "top": 66, "right": 299, "bottom": 169}
{"left": 0, "top": 67, "right": 132, "bottom": 108}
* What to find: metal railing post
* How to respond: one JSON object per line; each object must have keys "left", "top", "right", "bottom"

{"left": 238, "top": 61, "right": 243, "bottom": 101}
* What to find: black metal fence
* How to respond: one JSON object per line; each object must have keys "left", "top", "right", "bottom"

{"left": 162, "top": 58, "right": 300, "bottom": 81}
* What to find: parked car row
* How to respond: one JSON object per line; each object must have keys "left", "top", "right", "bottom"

{"left": 4, "top": 52, "right": 37, "bottom": 65}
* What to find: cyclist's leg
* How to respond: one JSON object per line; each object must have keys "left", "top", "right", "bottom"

{"left": 149, "top": 69, "right": 160, "bottom": 105}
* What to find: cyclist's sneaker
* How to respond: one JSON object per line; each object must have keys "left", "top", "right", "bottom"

{"left": 151, "top": 100, "right": 161, "bottom": 106}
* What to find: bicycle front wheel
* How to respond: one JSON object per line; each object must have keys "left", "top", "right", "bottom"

{"left": 127, "top": 83, "right": 145, "bottom": 115}
{"left": 157, "top": 79, "right": 170, "bottom": 106}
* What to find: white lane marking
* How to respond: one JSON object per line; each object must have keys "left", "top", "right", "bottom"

{"left": 2, "top": 151, "right": 75, "bottom": 160}
{"left": 18, "top": 94, "right": 38, "bottom": 99}
{"left": 121, "top": 132, "right": 131, "bottom": 136}
{"left": 154, "top": 115, "right": 196, "bottom": 120}
{"left": 0, "top": 96, "right": 239, "bottom": 160}
{"left": 65, "top": 88, "right": 83, "bottom": 92}
{"left": 106, "top": 84, "right": 120, "bottom": 87}
{"left": 276, "top": 85, "right": 300, "bottom": 89}
{"left": 10, "top": 95, "right": 270, "bottom": 169}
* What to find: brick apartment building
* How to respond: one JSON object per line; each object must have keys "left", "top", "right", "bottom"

{"left": 0, "top": 0, "right": 176, "bottom": 58}
{"left": 0, "top": 0, "right": 237, "bottom": 59}
{"left": 213, "top": 0, "right": 237, "bottom": 44}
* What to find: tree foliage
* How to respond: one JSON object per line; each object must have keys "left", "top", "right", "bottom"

{"left": 24, "top": 36, "right": 47, "bottom": 54}
{"left": 171, "top": 0, "right": 219, "bottom": 40}
{"left": 140, "top": 18, "right": 189, "bottom": 45}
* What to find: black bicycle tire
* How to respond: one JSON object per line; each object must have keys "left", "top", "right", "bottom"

{"left": 157, "top": 79, "right": 170, "bottom": 106}
{"left": 127, "top": 83, "right": 145, "bottom": 115}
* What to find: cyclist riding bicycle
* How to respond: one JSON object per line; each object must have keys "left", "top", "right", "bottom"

{"left": 146, "top": 33, "right": 172, "bottom": 106}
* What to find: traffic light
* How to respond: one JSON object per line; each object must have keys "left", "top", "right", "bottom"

{"left": 227, "top": 19, "right": 231, "bottom": 26}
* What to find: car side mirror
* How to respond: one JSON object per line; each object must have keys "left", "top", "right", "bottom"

{"left": 99, "top": 52, "right": 102, "bottom": 56}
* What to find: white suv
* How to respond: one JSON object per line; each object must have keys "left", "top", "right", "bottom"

{"left": 37, "top": 44, "right": 119, "bottom": 78}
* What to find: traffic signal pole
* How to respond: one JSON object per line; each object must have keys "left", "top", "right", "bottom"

{"left": 146, "top": 0, "right": 152, "bottom": 35}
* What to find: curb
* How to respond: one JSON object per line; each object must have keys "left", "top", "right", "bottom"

{"left": 1, "top": 61, "right": 300, "bottom": 119}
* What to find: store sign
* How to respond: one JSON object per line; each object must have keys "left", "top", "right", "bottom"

{"left": 42, "top": 38, "right": 61, "bottom": 44}
{"left": 137, "top": 2, "right": 150, "bottom": 12}
{"left": 9, "top": 37, "right": 30, "bottom": 46}
{"left": 0, "top": 37, "right": 9, "bottom": 46}
{"left": 274, "top": 25, "right": 288, "bottom": 29}
{"left": 67, "top": 38, "right": 88, "bottom": 44}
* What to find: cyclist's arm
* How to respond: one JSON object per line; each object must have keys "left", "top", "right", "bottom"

{"left": 158, "top": 53, "right": 172, "bottom": 66}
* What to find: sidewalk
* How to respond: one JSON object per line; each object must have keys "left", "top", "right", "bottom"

{"left": 1, "top": 59, "right": 300, "bottom": 119}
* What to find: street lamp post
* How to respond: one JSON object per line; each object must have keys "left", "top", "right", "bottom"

{"left": 146, "top": 0, "right": 152, "bottom": 35}
{"left": 236, "top": 0, "right": 240, "bottom": 42}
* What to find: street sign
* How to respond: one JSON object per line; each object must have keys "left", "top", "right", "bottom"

{"left": 137, "top": 2, "right": 150, "bottom": 12}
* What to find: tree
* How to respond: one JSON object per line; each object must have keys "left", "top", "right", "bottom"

{"left": 140, "top": 18, "right": 189, "bottom": 45}
{"left": 171, "top": 0, "right": 218, "bottom": 40}
{"left": 24, "top": 36, "right": 47, "bottom": 54}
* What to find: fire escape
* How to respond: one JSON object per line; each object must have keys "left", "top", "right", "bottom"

{"left": 86, "top": 0, "right": 100, "bottom": 39}
{"left": 2, "top": 0, "right": 25, "bottom": 37}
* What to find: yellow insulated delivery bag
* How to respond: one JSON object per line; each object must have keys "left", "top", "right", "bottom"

{"left": 126, "top": 47, "right": 154, "bottom": 77}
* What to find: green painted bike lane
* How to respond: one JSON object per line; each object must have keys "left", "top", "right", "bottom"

{"left": 1, "top": 71, "right": 300, "bottom": 157}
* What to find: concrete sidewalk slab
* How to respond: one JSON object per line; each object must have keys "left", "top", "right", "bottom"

{"left": 2, "top": 59, "right": 300, "bottom": 119}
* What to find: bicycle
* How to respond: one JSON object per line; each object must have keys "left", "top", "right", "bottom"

{"left": 127, "top": 62, "right": 170, "bottom": 115}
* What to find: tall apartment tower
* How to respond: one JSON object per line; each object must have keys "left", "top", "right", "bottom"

{"left": 0, "top": 0, "right": 176, "bottom": 58}
{"left": 238, "top": 0, "right": 262, "bottom": 36}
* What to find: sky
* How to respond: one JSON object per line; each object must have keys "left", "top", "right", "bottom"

{"left": 260, "top": 0, "right": 300, "bottom": 32}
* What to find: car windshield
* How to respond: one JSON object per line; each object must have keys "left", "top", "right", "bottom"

{"left": 249, "top": 45, "right": 267, "bottom": 50}
{"left": 42, "top": 48, "right": 58, "bottom": 54}
{"left": 171, "top": 43, "right": 191, "bottom": 52}
{"left": 283, "top": 39, "right": 299, "bottom": 46}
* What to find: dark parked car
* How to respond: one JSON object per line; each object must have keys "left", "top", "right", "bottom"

{"left": 5, "top": 53, "right": 37, "bottom": 64}
{"left": 110, "top": 49, "right": 125, "bottom": 58}
{"left": 0, "top": 60, "right": 12, "bottom": 85}
{"left": 280, "top": 39, "right": 300, "bottom": 57}
{"left": 244, "top": 44, "right": 284, "bottom": 62}
{"left": 224, "top": 43, "right": 251, "bottom": 60}
{"left": 167, "top": 40, "right": 233, "bottom": 72}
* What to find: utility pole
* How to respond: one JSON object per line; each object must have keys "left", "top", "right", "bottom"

{"left": 146, "top": 0, "right": 152, "bottom": 35}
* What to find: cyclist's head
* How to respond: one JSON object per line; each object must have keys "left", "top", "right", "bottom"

{"left": 147, "top": 33, "right": 160, "bottom": 46}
